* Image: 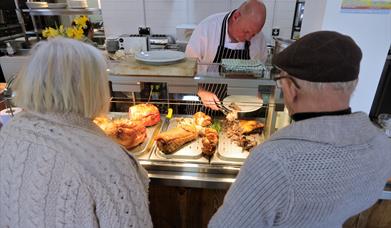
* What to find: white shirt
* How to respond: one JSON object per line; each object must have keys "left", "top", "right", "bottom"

{"left": 185, "top": 12, "right": 268, "bottom": 64}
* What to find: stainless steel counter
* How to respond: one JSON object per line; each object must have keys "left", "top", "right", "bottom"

{"left": 120, "top": 114, "right": 242, "bottom": 190}
{"left": 141, "top": 159, "right": 391, "bottom": 198}
{"left": 137, "top": 132, "right": 241, "bottom": 190}
{"left": 140, "top": 160, "right": 239, "bottom": 189}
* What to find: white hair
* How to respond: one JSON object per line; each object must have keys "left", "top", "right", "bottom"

{"left": 295, "top": 77, "right": 358, "bottom": 96}
{"left": 13, "top": 37, "right": 110, "bottom": 118}
{"left": 280, "top": 70, "right": 358, "bottom": 96}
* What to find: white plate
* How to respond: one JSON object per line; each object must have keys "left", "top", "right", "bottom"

{"left": 47, "top": 3, "right": 67, "bottom": 8}
{"left": 135, "top": 50, "right": 185, "bottom": 65}
{"left": 223, "top": 95, "right": 263, "bottom": 113}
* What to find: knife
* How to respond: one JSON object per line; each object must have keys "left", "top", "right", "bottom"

{"left": 162, "top": 108, "right": 173, "bottom": 131}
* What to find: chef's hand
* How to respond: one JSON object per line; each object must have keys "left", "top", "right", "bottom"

{"left": 198, "top": 89, "right": 220, "bottom": 111}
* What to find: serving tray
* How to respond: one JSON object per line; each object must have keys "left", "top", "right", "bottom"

{"left": 216, "top": 131, "right": 264, "bottom": 162}
{"left": 108, "top": 112, "right": 163, "bottom": 158}
{"left": 211, "top": 119, "right": 265, "bottom": 164}
{"left": 150, "top": 116, "right": 209, "bottom": 164}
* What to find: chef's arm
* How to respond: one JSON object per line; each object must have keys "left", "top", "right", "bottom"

{"left": 197, "top": 87, "right": 220, "bottom": 111}
{"left": 185, "top": 45, "right": 202, "bottom": 62}
{"left": 185, "top": 25, "right": 207, "bottom": 62}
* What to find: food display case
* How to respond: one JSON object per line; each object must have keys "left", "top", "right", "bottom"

{"left": 105, "top": 58, "right": 288, "bottom": 189}
{"left": 105, "top": 57, "right": 391, "bottom": 228}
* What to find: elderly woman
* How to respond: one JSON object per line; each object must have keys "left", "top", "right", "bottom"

{"left": 0, "top": 38, "right": 153, "bottom": 227}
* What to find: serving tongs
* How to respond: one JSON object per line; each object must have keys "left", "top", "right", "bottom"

{"left": 214, "top": 100, "right": 231, "bottom": 115}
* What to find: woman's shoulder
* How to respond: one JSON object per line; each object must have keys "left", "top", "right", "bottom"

{"left": 2, "top": 111, "right": 133, "bottom": 171}
{"left": 1, "top": 111, "right": 144, "bottom": 177}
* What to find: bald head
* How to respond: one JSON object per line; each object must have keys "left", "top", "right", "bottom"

{"left": 228, "top": 0, "right": 266, "bottom": 42}
{"left": 239, "top": 0, "right": 266, "bottom": 26}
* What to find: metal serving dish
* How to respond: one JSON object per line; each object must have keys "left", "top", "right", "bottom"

{"left": 149, "top": 116, "right": 209, "bottom": 164}
{"left": 149, "top": 116, "right": 265, "bottom": 165}
{"left": 210, "top": 118, "right": 265, "bottom": 165}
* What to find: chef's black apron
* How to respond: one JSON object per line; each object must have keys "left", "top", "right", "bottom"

{"left": 189, "top": 11, "right": 251, "bottom": 116}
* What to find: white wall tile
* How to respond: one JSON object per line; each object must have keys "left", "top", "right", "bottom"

{"left": 263, "top": 0, "right": 276, "bottom": 44}
{"left": 101, "top": 0, "right": 144, "bottom": 36}
{"left": 230, "top": 0, "right": 245, "bottom": 9}
{"left": 145, "top": 0, "right": 187, "bottom": 36}
{"left": 271, "top": 0, "right": 296, "bottom": 40}
{"left": 188, "top": 0, "right": 230, "bottom": 24}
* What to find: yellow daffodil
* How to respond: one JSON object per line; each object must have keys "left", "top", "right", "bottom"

{"left": 73, "top": 27, "right": 85, "bottom": 40}
{"left": 66, "top": 27, "right": 75, "bottom": 38}
{"left": 73, "top": 16, "right": 88, "bottom": 29}
{"left": 43, "top": 27, "right": 60, "bottom": 38}
{"left": 42, "top": 15, "right": 87, "bottom": 40}
{"left": 58, "top": 25, "right": 65, "bottom": 35}
{"left": 42, "top": 27, "right": 51, "bottom": 38}
{"left": 49, "top": 27, "right": 59, "bottom": 37}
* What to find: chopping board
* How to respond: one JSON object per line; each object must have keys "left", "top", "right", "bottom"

{"left": 109, "top": 55, "right": 197, "bottom": 77}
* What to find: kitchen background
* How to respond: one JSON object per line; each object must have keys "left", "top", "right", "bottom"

{"left": 99, "top": 0, "right": 298, "bottom": 44}
{"left": 99, "top": 0, "right": 390, "bottom": 113}
{"left": 0, "top": 0, "right": 390, "bottom": 114}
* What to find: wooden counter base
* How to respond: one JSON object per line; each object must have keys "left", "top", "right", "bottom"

{"left": 149, "top": 184, "right": 391, "bottom": 228}
{"left": 149, "top": 184, "right": 226, "bottom": 228}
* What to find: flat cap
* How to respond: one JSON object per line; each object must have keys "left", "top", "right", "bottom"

{"left": 272, "top": 31, "right": 362, "bottom": 82}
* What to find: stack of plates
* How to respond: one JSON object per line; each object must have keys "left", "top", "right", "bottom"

{"left": 47, "top": 3, "right": 67, "bottom": 8}
{"left": 135, "top": 50, "right": 185, "bottom": 65}
{"left": 26, "top": 2, "right": 49, "bottom": 9}
{"left": 68, "top": 0, "right": 88, "bottom": 8}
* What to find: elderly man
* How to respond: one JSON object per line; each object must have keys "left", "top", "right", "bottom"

{"left": 186, "top": 0, "right": 267, "bottom": 114}
{"left": 209, "top": 31, "right": 391, "bottom": 228}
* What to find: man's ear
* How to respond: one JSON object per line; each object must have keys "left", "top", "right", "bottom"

{"left": 232, "top": 10, "right": 241, "bottom": 21}
{"left": 282, "top": 79, "right": 298, "bottom": 104}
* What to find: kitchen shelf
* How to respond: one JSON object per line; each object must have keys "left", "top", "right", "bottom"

{"left": 0, "top": 33, "right": 25, "bottom": 42}
{"left": 22, "top": 8, "right": 101, "bottom": 16}
{"left": 0, "top": 24, "right": 21, "bottom": 31}
{"left": 25, "top": 30, "right": 42, "bottom": 35}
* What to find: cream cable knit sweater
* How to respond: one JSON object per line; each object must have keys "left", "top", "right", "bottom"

{"left": 210, "top": 112, "right": 391, "bottom": 228}
{"left": 0, "top": 111, "right": 153, "bottom": 228}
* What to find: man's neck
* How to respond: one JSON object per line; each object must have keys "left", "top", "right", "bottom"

{"left": 291, "top": 94, "right": 351, "bottom": 115}
{"left": 291, "top": 108, "right": 352, "bottom": 122}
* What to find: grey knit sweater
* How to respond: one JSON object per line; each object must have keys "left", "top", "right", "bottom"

{"left": 0, "top": 111, "right": 153, "bottom": 228}
{"left": 209, "top": 112, "right": 391, "bottom": 228}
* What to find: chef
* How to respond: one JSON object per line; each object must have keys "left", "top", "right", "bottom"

{"left": 186, "top": 0, "right": 267, "bottom": 114}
